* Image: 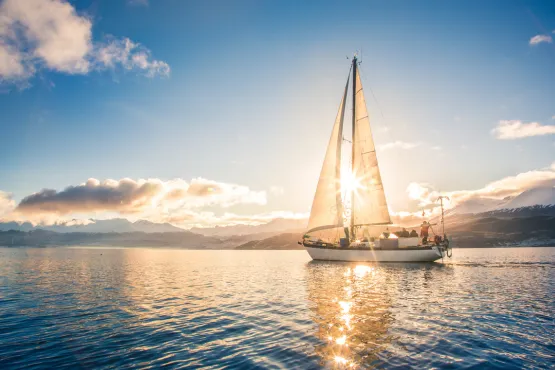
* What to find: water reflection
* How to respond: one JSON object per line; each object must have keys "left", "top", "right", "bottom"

{"left": 305, "top": 261, "right": 453, "bottom": 368}
{"left": 306, "top": 262, "right": 390, "bottom": 368}
{"left": 0, "top": 248, "right": 553, "bottom": 369}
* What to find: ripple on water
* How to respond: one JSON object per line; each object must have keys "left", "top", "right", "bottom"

{"left": 0, "top": 247, "right": 553, "bottom": 369}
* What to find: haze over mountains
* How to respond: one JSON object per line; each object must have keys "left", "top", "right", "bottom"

{"left": 447, "top": 185, "right": 555, "bottom": 216}
{"left": 1, "top": 185, "right": 554, "bottom": 249}
{"left": 0, "top": 219, "right": 184, "bottom": 233}
{"left": 0, "top": 217, "right": 306, "bottom": 235}
{"left": 190, "top": 218, "right": 306, "bottom": 237}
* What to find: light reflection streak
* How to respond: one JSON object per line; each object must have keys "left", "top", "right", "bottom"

{"left": 306, "top": 261, "right": 394, "bottom": 368}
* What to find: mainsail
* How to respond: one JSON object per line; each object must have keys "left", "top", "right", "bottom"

{"left": 306, "top": 76, "right": 350, "bottom": 233}
{"left": 351, "top": 68, "right": 391, "bottom": 226}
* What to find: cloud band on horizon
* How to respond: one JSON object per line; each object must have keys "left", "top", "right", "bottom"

{"left": 2, "top": 162, "right": 555, "bottom": 228}
{"left": 12, "top": 177, "right": 266, "bottom": 217}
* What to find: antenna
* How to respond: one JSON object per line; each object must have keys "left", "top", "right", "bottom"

{"left": 436, "top": 196, "right": 450, "bottom": 237}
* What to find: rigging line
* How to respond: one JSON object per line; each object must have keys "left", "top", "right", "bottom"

{"left": 357, "top": 64, "right": 386, "bottom": 122}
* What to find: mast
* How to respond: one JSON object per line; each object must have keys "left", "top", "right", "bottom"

{"left": 437, "top": 196, "right": 450, "bottom": 237}
{"left": 350, "top": 55, "right": 357, "bottom": 239}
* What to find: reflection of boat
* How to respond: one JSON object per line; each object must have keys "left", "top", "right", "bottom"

{"left": 302, "top": 56, "right": 450, "bottom": 262}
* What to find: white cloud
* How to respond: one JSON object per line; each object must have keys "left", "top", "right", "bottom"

{"left": 431, "top": 146, "right": 442, "bottom": 151}
{"left": 155, "top": 210, "right": 309, "bottom": 228}
{"left": 492, "top": 120, "right": 555, "bottom": 140}
{"left": 378, "top": 141, "right": 421, "bottom": 151}
{"left": 403, "top": 162, "right": 555, "bottom": 220}
{"left": 5, "top": 163, "right": 555, "bottom": 228}
{"left": 269, "top": 186, "right": 284, "bottom": 196}
{"left": 93, "top": 37, "right": 170, "bottom": 77}
{"left": 0, "top": 191, "right": 16, "bottom": 218}
{"left": 11, "top": 177, "right": 266, "bottom": 223}
{"left": 0, "top": 0, "right": 169, "bottom": 85}
{"left": 529, "top": 34, "right": 553, "bottom": 45}
{"left": 0, "top": 0, "right": 92, "bottom": 79}
{"left": 0, "top": 41, "right": 29, "bottom": 79}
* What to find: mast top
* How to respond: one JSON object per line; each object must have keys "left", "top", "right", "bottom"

{"left": 352, "top": 51, "right": 360, "bottom": 65}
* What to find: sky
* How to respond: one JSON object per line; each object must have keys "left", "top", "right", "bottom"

{"left": 1, "top": 0, "right": 555, "bottom": 228}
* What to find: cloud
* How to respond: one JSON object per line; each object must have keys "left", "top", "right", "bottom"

{"left": 0, "top": 0, "right": 169, "bottom": 85}
{"left": 269, "top": 186, "right": 284, "bottom": 196}
{"left": 492, "top": 120, "right": 555, "bottom": 140}
{"left": 378, "top": 141, "right": 421, "bottom": 151}
{"left": 3, "top": 176, "right": 300, "bottom": 228}
{"left": 0, "top": 0, "right": 92, "bottom": 76}
{"left": 156, "top": 210, "right": 308, "bottom": 228}
{"left": 14, "top": 177, "right": 266, "bottom": 218}
{"left": 0, "top": 41, "right": 30, "bottom": 79}
{"left": 17, "top": 178, "right": 161, "bottom": 215}
{"left": 431, "top": 146, "right": 442, "bottom": 151}
{"left": 93, "top": 37, "right": 169, "bottom": 77}
{"left": 404, "top": 162, "right": 555, "bottom": 216}
{"left": 6, "top": 163, "right": 555, "bottom": 229}
{"left": 0, "top": 191, "right": 16, "bottom": 218}
{"left": 529, "top": 34, "right": 553, "bottom": 45}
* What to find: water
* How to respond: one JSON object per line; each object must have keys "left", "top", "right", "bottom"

{"left": 0, "top": 247, "right": 553, "bottom": 369}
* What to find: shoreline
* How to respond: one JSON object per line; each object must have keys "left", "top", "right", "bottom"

{"left": 1, "top": 244, "right": 554, "bottom": 250}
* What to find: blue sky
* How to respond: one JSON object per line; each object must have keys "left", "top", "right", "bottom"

{"left": 1, "top": 0, "right": 554, "bottom": 227}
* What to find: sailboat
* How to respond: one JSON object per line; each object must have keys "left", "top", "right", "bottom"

{"left": 302, "top": 56, "right": 451, "bottom": 262}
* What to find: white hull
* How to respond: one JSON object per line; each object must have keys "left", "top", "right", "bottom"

{"left": 305, "top": 246, "right": 445, "bottom": 262}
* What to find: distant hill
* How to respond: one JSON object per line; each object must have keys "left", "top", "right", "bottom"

{"left": 500, "top": 187, "right": 555, "bottom": 210}
{"left": 233, "top": 214, "right": 555, "bottom": 250}
{"left": 449, "top": 185, "right": 555, "bottom": 216}
{"left": 2, "top": 188, "right": 554, "bottom": 250}
{"left": 477, "top": 205, "right": 555, "bottom": 218}
{"left": 2, "top": 212, "right": 553, "bottom": 249}
{"left": 0, "top": 218, "right": 185, "bottom": 233}
{"left": 0, "top": 229, "right": 229, "bottom": 249}
{"left": 447, "top": 215, "right": 555, "bottom": 248}
{"left": 0, "top": 217, "right": 306, "bottom": 236}
{"left": 235, "top": 233, "right": 304, "bottom": 250}
{"left": 191, "top": 218, "right": 306, "bottom": 237}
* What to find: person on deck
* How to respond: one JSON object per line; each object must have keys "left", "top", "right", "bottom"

{"left": 362, "top": 226, "right": 370, "bottom": 242}
{"left": 409, "top": 229, "right": 418, "bottom": 237}
{"left": 420, "top": 221, "right": 435, "bottom": 244}
{"left": 401, "top": 228, "right": 409, "bottom": 237}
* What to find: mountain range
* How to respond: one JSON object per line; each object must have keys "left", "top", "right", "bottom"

{"left": 0, "top": 217, "right": 306, "bottom": 236}
{"left": 1, "top": 185, "right": 553, "bottom": 249}
{"left": 0, "top": 218, "right": 185, "bottom": 233}
{"left": 190, "top": 218, "right": 306, "bottom": 236}
{"left": 448, "top": 185, "right": 555, "bottom": 216}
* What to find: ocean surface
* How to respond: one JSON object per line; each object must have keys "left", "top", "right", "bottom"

{"left": 0, "top": 247, "right": 553, "bottom": 369}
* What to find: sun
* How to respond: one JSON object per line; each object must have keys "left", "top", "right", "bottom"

{"left": 340, "top": 170, "right": 363, "bottom": 196}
